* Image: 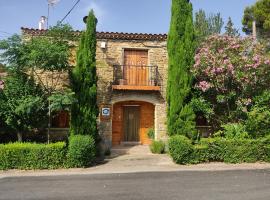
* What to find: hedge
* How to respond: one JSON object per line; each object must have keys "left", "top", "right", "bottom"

{"left": 169, "top": 136, "right": 270, "bottom": 164}
{"left": 66, "top": 135, "right": 95, "bottom": 168}
{"left": 0, "top": 142, "right": 67, "bottom": 170}
{"left": 168, "top": 135, "right": 194, "bottom": 164}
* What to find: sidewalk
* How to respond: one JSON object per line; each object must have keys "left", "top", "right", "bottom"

{"left": 1, "top": 145, "right": 270, "bottom": 178}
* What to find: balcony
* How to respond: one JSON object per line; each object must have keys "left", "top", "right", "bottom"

{"left": 112, "top": 65, "right": 161, "bottom": 91}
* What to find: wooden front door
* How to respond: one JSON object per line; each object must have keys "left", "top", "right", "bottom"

{"left": 124, "top": 50, "right": 148, "bottom": 86}
{"left": 123, "top": 106, "right": 140, "bottom": 142}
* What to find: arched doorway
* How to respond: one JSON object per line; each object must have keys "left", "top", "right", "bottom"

{"left": 112, "top": 101, "right": 155, "bottom": 146}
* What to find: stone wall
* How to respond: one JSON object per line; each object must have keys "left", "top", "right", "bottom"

{"left": 22, "top": 29, "right": 169, "bottom": 147}
{"left": 96, "top": 38, "right": 168, "bottom": 146}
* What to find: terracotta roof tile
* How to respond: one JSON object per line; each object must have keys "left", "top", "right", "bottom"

{"left": 21, "top": 27, "right": 167, "bottom": 41}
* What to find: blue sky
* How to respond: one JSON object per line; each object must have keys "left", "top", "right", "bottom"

{"left": 0, "top": 0, "right": 256, "bottom": 38}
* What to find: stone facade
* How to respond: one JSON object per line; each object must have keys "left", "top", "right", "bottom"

{"left": 96, "top": 38, "right": 168, "bottom": 147}
{"left": 21, "top": 28, "right": 169, "bottom": 147}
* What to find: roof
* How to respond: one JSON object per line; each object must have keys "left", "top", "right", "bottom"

{"left": 21, "top": 27, "right": 167, "bottom": 41}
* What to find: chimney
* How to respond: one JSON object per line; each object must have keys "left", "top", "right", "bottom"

{"left": 39, "top": 16, "right": 47, "bottom": 30}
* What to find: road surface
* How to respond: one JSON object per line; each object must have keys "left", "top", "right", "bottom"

{"left": 0, "top": 170, "right": 270, "bottom": 200}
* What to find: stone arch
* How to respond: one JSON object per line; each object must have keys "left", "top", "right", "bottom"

{"left": 111, "top": 92, "right": 162, "bottom": 106}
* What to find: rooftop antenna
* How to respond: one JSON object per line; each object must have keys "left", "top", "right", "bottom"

{"left": 47, "top": 0, "right": 60, "bottom": 28}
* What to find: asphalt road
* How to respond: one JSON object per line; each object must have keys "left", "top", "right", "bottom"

{"left": 0, "top": 170, "right": 270, "bottom": 200}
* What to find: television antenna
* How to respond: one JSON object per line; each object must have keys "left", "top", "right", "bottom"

{"left": 47, "top": 0, "right": 60, "bottom": 28}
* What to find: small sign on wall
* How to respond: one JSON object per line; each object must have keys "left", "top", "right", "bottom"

{"left": 102, "top": 108, "right": 110, "bottom": 116}
{"left": 100, "top": 105, "right": 112, "bottom": 121}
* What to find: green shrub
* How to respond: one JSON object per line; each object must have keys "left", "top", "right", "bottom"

{"left": 245, "top": 107, "right": 270, "bottom": 138}
{"left": 220, "top": 123, "right": 249, "bottom": 139}
{"left": 169, "top": 136, "right": 270, "bottom": 164}
{"left": 193, "top": 144, "right": 210, "bottom": 163}
{"left": 147, "top": 128, "right": 155, "bottom": 140}
{"left": 0, "top": 142, "right": 66, "bottom": 170}
{"left": 150, "top": 140, "right": 165, "bottom": 154}
{"left": 67, "top": 135, "right": 95, "bottom": 168}
{"left": 168, "top": 135, "right": 194, "bottom": 164}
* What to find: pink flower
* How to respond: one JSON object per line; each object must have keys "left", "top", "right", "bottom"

{"left": 264, "top": 60, "right": 270, "bottom": 65}
{"left": 253, "top": 63, "right": 260, "bottom": 69}
{"left": 218, "top": 49, "right": 224, "bottom": 54}
{"left": 253, "top": 55, "right": 260, "bottom": 62}
{"left": 215, "top": 67, "right": 224, "bottom": 74}
{"left": 228, "top": 64, "right": 234, "bottom": 72}
{"left": 197, "top": 81, "right": 211, "bottom": 92}
{"left": 223, "top": 59, "right": 230, "bottom": 64}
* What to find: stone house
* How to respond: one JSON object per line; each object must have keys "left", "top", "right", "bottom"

{"left": 21, "top": 28, "right": 168, "bottom": 147}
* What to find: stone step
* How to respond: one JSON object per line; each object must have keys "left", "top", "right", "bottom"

{"left": 109, "top": 145, "right": 151, "bottom": 158}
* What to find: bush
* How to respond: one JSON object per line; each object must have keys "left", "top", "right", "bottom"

{"left": 193, "top": 144, "right": 210, "bottom": 163}
{"left": 150, "top": 140, "right": 165, "bottom": 154}
{"left": 214, "top": 123, "right": 249, "bottom": 139}
{"left": 168, "top": 135, "right": 194, "bottom": 164}
{"left": 245, "top": 107, "right": 270, "bottom": 138}
{"left": 0, "top": 142, "right": 66, "bottom": 170}
{"left": 67, "top": 135, "right": 95, "bottom": 168}
{"left": 169, "top": 136, "right": 270, "bottom": 164}
{"left": 147, "top": 128, "right": 155, "bottom": 140}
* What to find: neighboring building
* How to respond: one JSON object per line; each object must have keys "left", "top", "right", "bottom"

{"left": 21, "top": 28, "right": 168, "bottom": 147}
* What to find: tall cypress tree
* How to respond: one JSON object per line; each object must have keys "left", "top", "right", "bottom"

{"left": 167, "top": 0, "right": 196, "bottom": 138}
{"left": 70, "top": 10, "right": 98, "bottom": 138}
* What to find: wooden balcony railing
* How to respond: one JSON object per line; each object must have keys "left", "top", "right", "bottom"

{"left": 112, "top": 65, "right": 161, "bottom": 91}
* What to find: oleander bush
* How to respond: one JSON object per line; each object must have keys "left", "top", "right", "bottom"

{"left": 168, "top": 135, "right": 270, "bottom": 164}
{"left": 66, "top": 135, "right": 95, "bottom": 168}
{"left": 0, "top": 142, "right": 67, "bottom": 170}
{"left": 150, "top": 140, "right": 165, "bottom": 154}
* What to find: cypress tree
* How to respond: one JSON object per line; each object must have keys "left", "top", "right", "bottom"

{"left": 225, "top": 17, "right": 240, "bottom": 37}
{"left": 167, "top": 0, "right": 196, "bottom": 138}
{"left": 70, "top": 10, "right": 98, "bottom": 138}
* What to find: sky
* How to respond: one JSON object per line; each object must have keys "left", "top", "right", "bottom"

{"left": 0, "top": 0, "right": 257, "bottom": 39}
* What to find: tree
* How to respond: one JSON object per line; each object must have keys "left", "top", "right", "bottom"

{"left": 0, "top": 24, "right": 73, "bottom": 143}
{"left": 0, "top": 71, "right": 46, "bottom": 141}
{"left": 194, "top": 9, "right": 224, "bottom": 43}
{"left": 225, "top": 17, "right": 240, "bottom": 37}
{"left": 70, "top": 10, "right": 98, "bottom": 139}
{"left": 167, "top": 0, "right": 196, "bottom": 139}
{"left": 25, "top": 24, "right": 73, "bottom": 143}
{"left": 208, "top": 12, "right": 224, "bottom": 35}
{"left": 242, "top": 0, "right": 270, "bottom": 38}
{"left": 194, "top": 9, "right": 210, "bottom": 43}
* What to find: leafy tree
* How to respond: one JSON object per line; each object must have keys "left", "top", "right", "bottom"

{"left": 48, "top": 89, "right": 75, "bottom": 113}
{"left": 0, "top": 24, "right": 73, "bottom": 143}
{"left": 24, "top": 24, "right": 73, "bottom": 142}
{"left": 242, "top": 0, "right": 270, "bottom": 38}
{"left": 0, "top": 71, "right": 46, "bottom": 141}
{"left": 225, "top": 17, "right": 240, "bottom": 37}
{"left": 167, "top": 0, "right": 196, "bottom": 139}
{"left": 194, "top": 9, "right": 224, "bottom": 43}
{"left": 0, "top": 35, "right": 29, "bottom": 71}
{"left": 70, "top": 10, "right": 98, "bottom": 139}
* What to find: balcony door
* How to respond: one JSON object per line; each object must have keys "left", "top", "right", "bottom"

{"left": 124, "top": 49, "right": 148, "bottom": 86}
